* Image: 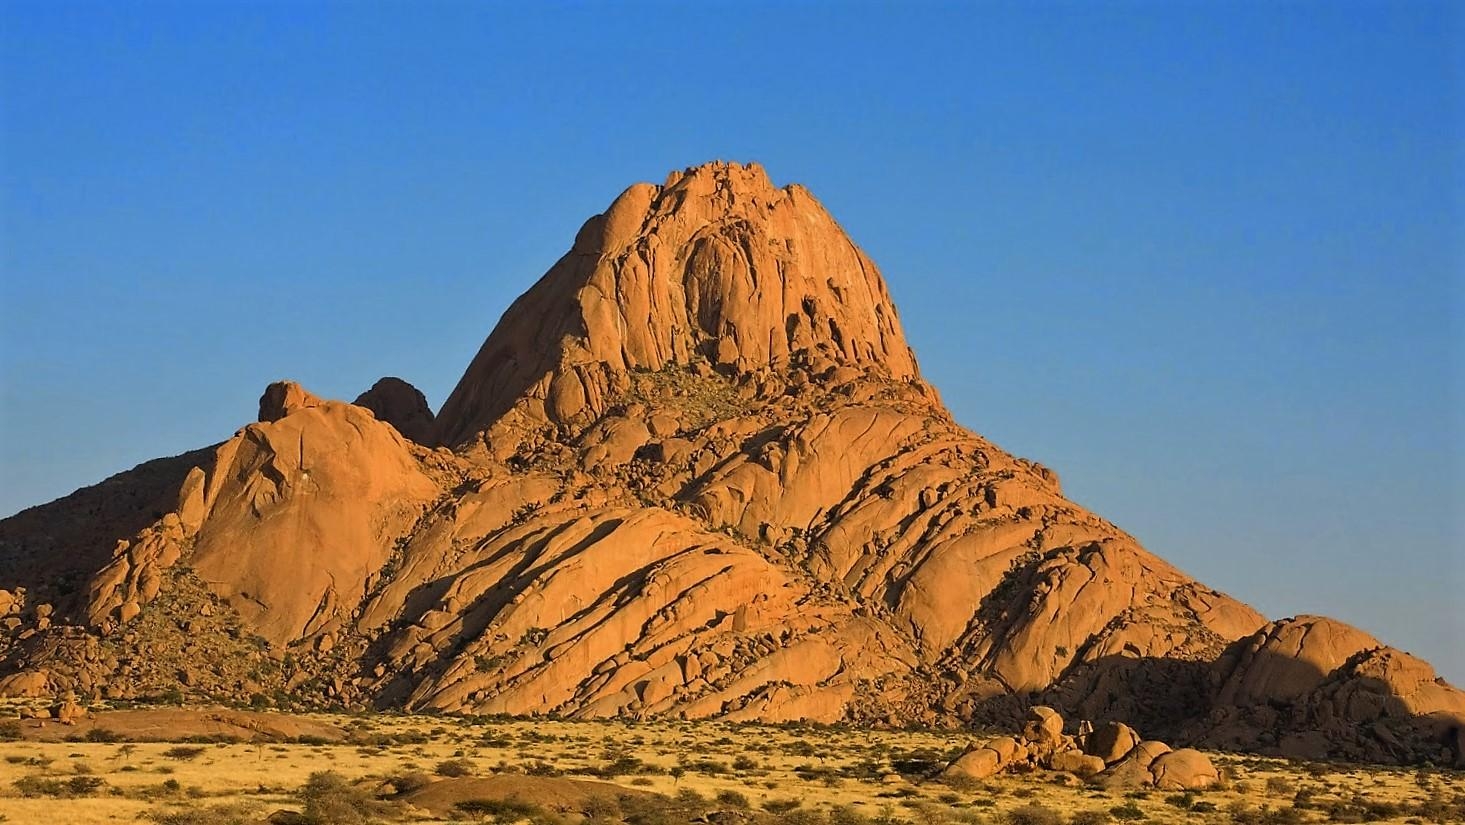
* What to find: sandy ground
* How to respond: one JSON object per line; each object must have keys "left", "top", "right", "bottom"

{"left": 0, "top": 705, "right": 1459, "bottom": 824}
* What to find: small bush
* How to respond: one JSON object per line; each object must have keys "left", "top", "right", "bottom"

{"left": 455, "top": 797, "right": 542, "bottom": 823}
{"left": 1108, "top": 802, "right": 1146, "bottom": 822}
{"left": 436, "top": 758, "right": 475, "bottom": 777}
{"left": 1003, "top": 803, "right": 1062, "bottom": 825}
{"left": 162, "top": 745, "right": 207, "bottom": 761}
{"left": 716, "top": 789, "right": 751, "bottom": 809}
{"left": 1265, "top": 776, "right": 1295, "bottom": 796}
{"left": 383, "top": 771, "right": 432, "bottom": 794}
{"left": 299, "top": 771, "right": 377, "bottom": 825}
{"left": 0, "top": 720, "right": 21, "bottom": 741}
{"left": 149, "top": 803, "right": 257, "bottom": 825}
{"left": 1070, "top": 812, "right": 1112, "bottom": 825}
{"left": 830, "top": 806, "right": 872, "bottom": 825}
{"left": 12, "top": 774, "right": 106, "bottom": 798}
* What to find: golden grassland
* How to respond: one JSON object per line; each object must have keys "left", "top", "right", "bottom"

{"left": 0, "top": 708, "right": 1460, "bottom": 825}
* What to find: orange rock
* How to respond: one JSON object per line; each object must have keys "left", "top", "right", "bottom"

{"left": 0, "top": 161, "right": 1458, "bottom": 768}
{"left": 257, "top": 380, "right": 323, "bottom": 422}
{"left": 1149, "top": 748, "right": 1219, "bottom": 790}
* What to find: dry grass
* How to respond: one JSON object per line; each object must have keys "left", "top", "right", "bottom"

{"left": 0, "top": 709, "right": 1459, "bottom": 824}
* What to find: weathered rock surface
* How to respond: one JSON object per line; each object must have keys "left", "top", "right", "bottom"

{"left": 1084, "top": 720, "right": 1141, "bottom": 764}
{"left": 1190, "top": 616, "right": 1465, "bottom": 766}
{"left": 433, "top": 161, "right": 918, "bottom": 448}
{"left": 0, "top": 161, "right": 1458, "bottom": 766}
{"left": 354, "top": 377, "right": 435, "bottom": 444}
{"left": 1149, "top": 748, "right": 1219, "bottom": 790}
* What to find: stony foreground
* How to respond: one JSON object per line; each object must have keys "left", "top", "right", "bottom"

{"left": 0, "top": 706, "right": 1461, "bottom": 825}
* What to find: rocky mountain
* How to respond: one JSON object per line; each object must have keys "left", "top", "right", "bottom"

{"left": 1, "top": 161, "right": 1459, "bottom": 766}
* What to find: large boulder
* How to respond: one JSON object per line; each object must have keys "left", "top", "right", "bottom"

{"left": 1095, "top": 740, "right": 1172, "bottom": 789}
{"left": 1085, "top": 720, "right": 1141, "bottom": 764}
{"left": 1022, "top": 705, "right": 1065, "bottom": 749}
{"left": 943, "top": 747, "right": 1003, "bottom": 780}
{"left": 354, "top": 377, "right": 435, "bottom": 444}
{"left": 1149, "top": 748, "right": 1219, "bottom": 790}
{"left": 1048, "top": 749, "right": 1106, "bottom": 777}
{"left": 984, "top": 735, "right": 1025, "bottom": 765}
{"left": 258, "top": 380, "right": 324, "bottom": 423}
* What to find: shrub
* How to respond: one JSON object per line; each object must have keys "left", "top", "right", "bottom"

{"left": 764, "top": 799, "right": 802, "bottom": 813}
{"left": 299, "top": 771, "right": 377, "bottom": 825}
{"left": 12, "top": 774, "right": 105, "bottom": 798}
{"left": 149, "top": 803, "right": 258, "bottom": 825}
{"left": 1108, "top": 802, "right": 1146, "bottom": 822}
{"left": 162, "top": 745, "right": 207, "bottom": 761}
{"left": 436, "top": 758, "right": 475, "bottom": 777}
{"left": 0, "top": 720, "right": 21, "bottom": 741}
{"left": 716, "top": 789, "right": 751, "bottom": 809}
{"left": 1003, "top": 803, "right": 1062, "bottom": 825}
{"left": 1259, "top": 808, "right": 1305, "bottom": 825}
{"left": 455, "top": 797, "right": 538, "bottom": 817}
{"left": 383, "top": 771, "right": 432, "bottom": 794}
{"left": 1070, "top": 812, "right": 1112, "bottom": 825}
{"left": 582, "top": 796, "right": 621, "bottom": 820}
{"left": 1265, "top": 776, "right": 1295, "bottom": 796}
{"left": 148, "top": 808, "right": 254, "bottom": 825}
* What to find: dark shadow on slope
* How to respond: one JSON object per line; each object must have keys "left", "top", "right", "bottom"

{"left": 0, "top": 445, "right": 217, "bottom": 618}
{"left": 432, "top": 236, "right": 602, "bottom": 447}
{"left": 983, "top": 643, "right": 1465, "bottom": 768}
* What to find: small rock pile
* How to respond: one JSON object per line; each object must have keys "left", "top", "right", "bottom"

{"left": 942, "top": 706, "right": 1219, "bottom": 790}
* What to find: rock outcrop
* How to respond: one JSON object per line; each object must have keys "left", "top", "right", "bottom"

{"left": 1190, "top": 616, "right": 1465, "bottom": 766}
{"left": 433, "top": 161, "right": 918, "bottom": 448}
{"left": 942, "top": 705, "right": 1218, "bottom": 788}
{"left": 354, "top": 377, "right": 435, "bottom": 444}
{"left": 0, "top": 161, "right": 1458, "bottom": 766}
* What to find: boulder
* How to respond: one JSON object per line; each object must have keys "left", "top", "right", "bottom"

{"left": 984, "top": 735, "right": 1025, "bottom": 765}
{"left": 1095, "top": 741, "right": 1172, "bottom": 789}
{"left": 1085, "top": 720, "right": 1141, "bottom": 764}
{"left": 1149, "top": 748, "right": 1219, "bottom": 790}
{"left": 1048, "top": 749, "right": 1106, "bottom": 777}
{"left": 257, "top": 380, "right": 323, "bottom": 422}
{"left": 0, "top": 670, "right": 50, "bottom": 698}
{"left": 943, "top": 747, "right": 1003, "bottom": 780}
{"left": 354, "top": 377, "right": 436, "bottom": 444}
{"left": 51, "top": 698, "right": 84, "bottom": 725}
{"left": 1022, "top": 705, "right": 1065, "bottom": 748}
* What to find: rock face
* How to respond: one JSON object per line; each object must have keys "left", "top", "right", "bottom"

{"left": 354, "top": 377, "right": 435, "bottom": 444}
{"left": 433, "top": 161, "right": 918, "bottom": 448}
{"left": 1190, "top": 616, "right": 1465, "bottom": 766}
{"left": 0, "top": 161, "right": 1459, "bottom": 766}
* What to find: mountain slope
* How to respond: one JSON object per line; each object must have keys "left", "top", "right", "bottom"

{"left": 1, "top": 161, "right": 1459, "bottom": 765}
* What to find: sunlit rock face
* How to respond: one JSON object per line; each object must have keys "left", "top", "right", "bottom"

{"left": 1, "top": 161, "right": 1459, "bottom": 767}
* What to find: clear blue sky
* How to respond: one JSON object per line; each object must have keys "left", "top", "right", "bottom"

{"left": 2, "top": 2, "right": 1461, "bottom": 681}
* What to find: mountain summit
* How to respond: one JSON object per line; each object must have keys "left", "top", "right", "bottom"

{"left": 435, "top": 161, "right": 917, "bottom": 447}
{"left": 1, "top": 162, "right": 1460, "bottom": 766}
